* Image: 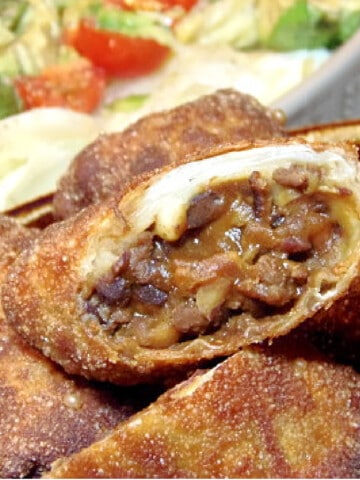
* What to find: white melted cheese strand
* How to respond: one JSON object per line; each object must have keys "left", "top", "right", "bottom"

{"left": 124, "top": 144, "right": 360, "bottom": 241}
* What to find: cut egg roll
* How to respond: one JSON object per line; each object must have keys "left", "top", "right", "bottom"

{"left": 3, "top": 139, "right": 360, "bottom": 385}
{"left": 46, "top": 337, "right": 360, "bottom": 478}
{"left": 53, "top": 89, "right": 286, "bottom": 219}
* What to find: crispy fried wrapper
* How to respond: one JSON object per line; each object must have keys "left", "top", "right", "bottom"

{"left": 299, "top": 276, "right": 360, "bottom": 371}
{"left": 46, "top": 336, "right": 360, "bottom": 478}
{"left": 0, "top": 216, "right": 140, "bottom": 478}
{"left": 3, "top": 139, "right": 360, "bottom": 386}
{"left": 53, "top": 89, "right": 286, "bottom": 219}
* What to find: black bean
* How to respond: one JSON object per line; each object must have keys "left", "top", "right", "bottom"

{"left": 187, "top": 191, "right": 225, "bottom": 229}
{"left": 132, "top": 284, "right": 168, "bottom": 305}
{"left": 96, "top": 277, "right": 131, "bottom": 306}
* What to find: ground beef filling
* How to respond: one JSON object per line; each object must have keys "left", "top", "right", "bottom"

{"left": 86, "top": 164, "right": 349, "bottom": 348}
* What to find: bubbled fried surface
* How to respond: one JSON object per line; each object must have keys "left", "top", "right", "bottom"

{"left": 0, "top": 216, "right": 138, "bottom": 478}
{"left": 53, "top": 89, "right": 286, "bottom": 219}
{"left": 0, "top": 322, "right": 136, "bottom": 479}
{"left": 47, "top": 336, "right": 360, "bottom": 478}
{"left": 0, "top": 215, "right": 38, "bottom": 273}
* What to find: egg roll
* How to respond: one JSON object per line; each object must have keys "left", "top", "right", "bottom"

{"left": 53, "top": 88, "right": 286, "bottom": 219}
{"left": 299, "top": 277, "right": 360, "bottom": 371}
{"left": 46, "top": 337, "right": 360, "bottom": 478}
{"left": 0, "top": 216, "right": 138, "bottom": 478}
{"left": 4, "top": 139, "right": 360, "bottom": 385}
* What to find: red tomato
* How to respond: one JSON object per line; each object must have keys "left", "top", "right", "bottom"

{"left": 159, "top": 0, "right": 198, "bottom": 10}
{"left": 69, "top": 19, "right": 170, "bottom": 77}
{"left": 14, "top": 61, "right": 106, "bottom": 113}
{"left": 107, "top": 0, "right": 197, "bottom": 11}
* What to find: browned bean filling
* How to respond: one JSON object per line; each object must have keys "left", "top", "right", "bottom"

{"left": 85, "top": 164, "right": 349, "bottom": 348}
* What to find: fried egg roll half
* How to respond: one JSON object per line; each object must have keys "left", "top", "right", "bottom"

{"left": 4, "top": 140, "right": 360, "bottom": 385}
{"left": 46, "top": 338, "right": 360, "bottom": 478}
{"left": 53, "top": 89, "right": 286, "bottom": 220}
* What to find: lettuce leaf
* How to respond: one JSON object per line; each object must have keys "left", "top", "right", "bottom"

{"left": 105, "top": 94, "right": 148, "bottom": 113}
{"left": 87, "top": 2, "right": 175, "bottom": 46}
{"left": 338, "top": 10, "right": 360, "bottom": 43}
{"left": 264, "top": 0, "right": 353, "bottom": 51}
{"left": 0, "top": 77, "right": 22, "bottom": 119}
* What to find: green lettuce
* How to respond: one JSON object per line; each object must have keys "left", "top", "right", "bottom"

{"left": 87, "top": 2, "right": 175, "bottom": 46}
{"left": 264, "top": 0, "right": 360, "bottom": 51}
{"left": 338, "top": 10, "right": 360, "bottom": 43}
{"left": 105, "top": 94, "right": 148, "bottom": 113}
{"left": 0, "top": 76, "right": 22, "bottom": 119}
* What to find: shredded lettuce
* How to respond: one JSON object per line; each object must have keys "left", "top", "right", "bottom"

{"left": 105, "top": 93, "right": 148, "bottom": 113}
{"left": 0, "top": 76, "right": 22, "bottom": 119}
{"left": 265, "top": 0, "right": 337, "bottom": 50}
{"left": 0, "top": 1, "right": 28, "bottom": 34}
{"left": 176, "top": 0, "right": 360, "bottom": 51}
{"left": 175, "top": 0, "right": 258, "bottom": 49}
{"left": 87, "top": 2, "right": 176, "bottom": 47}
{"left": 0, "top": 0, "right": 61, "bottom": 78}
{"left": 338, "top": 10, "right": 360, "bottom": 43}
{"left": 263, "top": 0, "right": 360, "bottom": 50}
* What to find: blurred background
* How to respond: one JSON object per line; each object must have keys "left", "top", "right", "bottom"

{"left": 1, "top": 0, "right": 360, "bottom": 127}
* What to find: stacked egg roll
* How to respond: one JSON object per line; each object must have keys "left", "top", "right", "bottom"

{"left": 46, "top": 335, "right": 360, "bottom": 478}
{"left": 0, "top": 215, "right": 139, "bottom": 478}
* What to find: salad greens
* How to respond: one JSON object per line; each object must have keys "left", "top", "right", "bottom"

{"left": 339, "top": 9, "right": 360, "bottom": 43}
{"left": 105, "top": 93, "right": 149, "bottom": 113}
{"left": 0, "top": 0, "right": 359, "bottom": 120}
{"left": 175, "top": 0, "right": 360, "bottom": 50}
{"left": 0, "top": 1, "right": 28, "bottom": 36}
{"left": 0, "top": 76, "right": 22, "bottom": 119}
{"left": 174, "top": 0, "right": 258, "bottom": 49}
{"left": 0, "top": 0, "right": 61, "bottom": 118}
{"left": 0, "top": 0, "right": 61, "bottom": 76}
{"left": 265, "top": 0, "right": 360, "bottom": 50}
{"left": 87, "top": 2, "right": 175, "bottom": 46}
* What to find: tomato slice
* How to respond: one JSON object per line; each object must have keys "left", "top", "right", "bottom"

{"left": 69, "top": 19, "right": 170, "bottom": 77}
{"left": 14, "top": 61, "right": 106, "bottom": 113}
{"left": 107, "top": 0, "right": 198, "bottom": 11}
{"left": 158, "top": 0, "right": 198, "bottom": 10}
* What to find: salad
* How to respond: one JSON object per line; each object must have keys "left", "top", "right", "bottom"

{"left": 0, "top": 0, "right": 195, "bottom": 119}
{"left": 0, "top": 0, "right": 359, "bottom": 213}
{"left": 0, "top": 0, "right": 360, "bottom": 120}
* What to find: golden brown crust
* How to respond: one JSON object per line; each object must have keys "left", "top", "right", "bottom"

{"left": 289, "top": 119, "right": 360, "bottom": 144}
{"left": 46, "top": 337, "right": 360, "bottom": 478}
{"left": 53, "top": 89, "right": 287, "bottom": 219}
{"left": 0, "top": 320, "right": 135, "bottom": 478}
{"left": 0, "top": 215, "right": 38, "bottom": 275}
{"left": 299, "top": 276, "right": 360, "bottom": 371}
{"left": 0, "top": 216, "right": 138, "bottom": 478}
{"left": 4, "top": 140, "right": 360, "bottom": 387}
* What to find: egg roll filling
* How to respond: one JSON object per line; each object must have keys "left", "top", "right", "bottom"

{"left": 84, "top": 163, "right": 353, "bottom": 348}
